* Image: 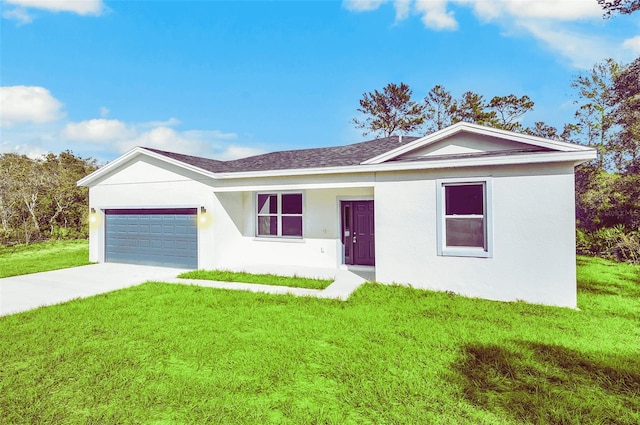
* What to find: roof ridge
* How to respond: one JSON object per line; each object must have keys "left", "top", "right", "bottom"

{"left": 143, "top": 135, "right": 422, "bottom": 173}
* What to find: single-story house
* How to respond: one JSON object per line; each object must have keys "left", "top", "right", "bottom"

{"left": 78, "top": 122, "right": 596, "bottom": 307}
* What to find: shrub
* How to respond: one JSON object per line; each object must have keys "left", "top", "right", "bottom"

{"left": 577, "top": 226, "right": 640, "bottom": 264}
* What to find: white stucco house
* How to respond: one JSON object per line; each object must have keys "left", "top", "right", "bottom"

{"left": 78, "top": 122, "right": 596, "bottom": 307}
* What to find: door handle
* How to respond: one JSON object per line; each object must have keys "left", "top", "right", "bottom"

{"left": 352, "top": 235, "right": 357, "bottom": 244}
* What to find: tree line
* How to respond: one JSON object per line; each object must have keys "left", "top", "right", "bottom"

{"left": 352, "top": 56, "right": 639, "bottom": 263}
{"left": 0, "top": 151, "right": 98, "bottom": 245}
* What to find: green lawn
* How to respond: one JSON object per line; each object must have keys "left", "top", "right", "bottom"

{"left": 0, "top": 255, "right": 638, "bottom": 424}
{"left": 0, "top": 239, "right": 90, "bottom": 278}
{"left": 179, "top": 269, "right": 333, "bottom": 289}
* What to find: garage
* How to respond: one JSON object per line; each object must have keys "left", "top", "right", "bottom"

{"left": 105, "top": 208, "right": 198, "bottom": 269}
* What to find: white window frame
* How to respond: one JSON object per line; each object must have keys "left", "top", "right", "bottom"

{"left": 436, "top": 177, "right": 493, "bottom": 258}
{"left": 256, "top": 192, "right": 304, "bottom": 239}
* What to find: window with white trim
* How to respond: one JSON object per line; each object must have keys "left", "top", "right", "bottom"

{"left": 256, "top": 193, "right": 303, "bottom": 238}
{"left": 437, "top": 179, "right": 492, "bottom": 257}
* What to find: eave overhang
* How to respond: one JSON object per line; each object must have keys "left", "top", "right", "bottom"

{"left": 362, "top": 122, "right": 594, "bottom": 165}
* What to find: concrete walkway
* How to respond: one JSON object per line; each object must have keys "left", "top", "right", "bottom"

{"left": 165, "top": 268, "right": 370, "bottom": 300}
{"left": 0, "top": 263, "right": 372, "bottom": 317}
{"left": 0, "top": 263, "right": 188, "bottom": 317}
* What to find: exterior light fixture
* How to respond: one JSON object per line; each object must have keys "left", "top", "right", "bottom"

{"left": 91, "top": 208, "right": 96, "bottom": 214}
{"left": 201, "top": 206, "right": 206, "bottom": 214}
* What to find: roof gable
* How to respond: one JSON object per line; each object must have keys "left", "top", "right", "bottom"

{"left": 395, "top": 132, "right": 550, "bottom": 160}
{"left": 363, "top": 122, "right": 592, "bottom": 165}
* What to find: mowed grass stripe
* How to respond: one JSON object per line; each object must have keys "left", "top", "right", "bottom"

{"left": 179, "top": 269, "right": 334, "bottom": 290}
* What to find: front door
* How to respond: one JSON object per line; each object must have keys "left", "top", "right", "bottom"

{"left": 341, "top": 200, "right": 375, "bottom": 266}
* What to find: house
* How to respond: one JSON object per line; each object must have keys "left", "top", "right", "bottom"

{"left": 77, "top": 122, "right": 596, "bottom": 307}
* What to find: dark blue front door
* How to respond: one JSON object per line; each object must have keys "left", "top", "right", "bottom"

{"left": 341, "top": 200, "right": 375, "bottom": 266}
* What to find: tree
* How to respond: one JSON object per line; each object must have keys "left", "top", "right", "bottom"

{"left": 423, "top": 86, "right": 536, "bottom": 134}
{"left": 525, "top": 122, "right": 561, "bottom": 139}
{"left": 597, "top": 0, "right": 640, "bottom": 16}
{"left": 571, "top": 58, "right": 620, "bottom": 170}
{"left": 423, "top": 85, "right": 455, "bottom": 133}
{"left": 0, "top": 151, "right": 97, "bottom": 245}
{"left": 42, "top": 151, "right": 98, "bottom": 237}
{"left": 0, "top": 154, "right": 24, "bottom": 238}
{"left": 352, "top": 82, "right": 425, "bottom": 137}
{"left": 610, "top": 57, "right": 640, "bottom": 172}
{"left": 451, "top": 91, "right": 497, "bottom": 126}
{"left": 488, "top": 94, "right": 535, "bottom": 132}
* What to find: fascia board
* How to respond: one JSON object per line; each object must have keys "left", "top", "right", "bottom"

{"left": 362, "top": 123, "right": 592, "bottom": 165}
{"left": 77, "top": 147, "right": 144, "bottom": 187}
{"left": 212, "top": 149, "right": 597, "bottom": 180}
{"left": 77, "top": 147, "right": 217, "bottom": 187}
{"left": 212, "top": 180, "right": 376, "bottom": 193}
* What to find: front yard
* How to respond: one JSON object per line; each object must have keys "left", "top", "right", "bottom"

{"left": 0, "top": 239, "right": 90, "bottom": 278}
{"left": 0, "top": 243, "right": 638, "bottom": 424}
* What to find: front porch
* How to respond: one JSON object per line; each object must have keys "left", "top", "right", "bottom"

{"left": 212, "top": 184, "right": 377, "bottom": 271}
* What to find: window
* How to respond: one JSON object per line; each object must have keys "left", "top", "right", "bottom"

{"left": 437, "top": 179, "right": 492, "bottom": 257}
{"left": 257, "top": 193, "right": 303, "bottom": 238}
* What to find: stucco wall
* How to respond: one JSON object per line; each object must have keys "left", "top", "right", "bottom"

{"left": 87, "top": 156, "right": 218, "bottom": 269}
{"left": 211, "top": 187, "right": 374, "bottom": 270}
{"left": 374, "top": 163, "right": 577, "bottom": 307}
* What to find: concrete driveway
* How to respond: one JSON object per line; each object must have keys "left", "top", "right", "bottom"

{"left": 0, "top": 263, "right": 187, "bottom": 317}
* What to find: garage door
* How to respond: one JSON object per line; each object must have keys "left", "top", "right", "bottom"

{"left": 105, "top": 208, "right": 198, "bottom": 269}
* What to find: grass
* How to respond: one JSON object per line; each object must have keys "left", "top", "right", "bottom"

{"left": 178, "top": 269, "right": 333, "bottom": 289}
{"left": 0, "top": 239, "right": 90, "bottom": 278}
{"left": 0, "top": 255, "right": 639, "bottom": 424}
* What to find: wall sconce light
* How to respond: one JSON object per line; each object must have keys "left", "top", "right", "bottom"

{"left": 91, "top": 208, "right": 96, "bottom": 214}
{"left": 200, "top": 206, "right": 206, "bottom": 214}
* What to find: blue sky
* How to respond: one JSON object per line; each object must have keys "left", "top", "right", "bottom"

{"left": 1, "top": 0, "right": 639, "bottom": 162}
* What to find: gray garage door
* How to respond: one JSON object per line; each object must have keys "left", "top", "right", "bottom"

{"left": 105, "top": 208, "right": 198, "bottom": 269}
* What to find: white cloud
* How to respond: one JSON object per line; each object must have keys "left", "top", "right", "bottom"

{"left": 114, "top": 126, "right": 240, "bottom": 158}
{"left": 2, "top": 0, "right": 105, "bottom": 23}
{"left": 140, "top": 117, "right": 182, "bottom": 128}
{"left": 415, "top": 0, "right": 457, "bottom": 30}
{"left": 2, "top": 6, "right": 32, "bottom": 24}
{"left": 344, "top": 0, "right": 603, "bottom": 30}
{"left": 61, "top": 118, "right": 136, "bottom": 142}
{"left": 517, "top": 19, "right": 638, "bottom": 68}
{"left": 216, "top": 145, "right": 266, "bottom": 161}
{"left": 4, "top": 0, "right": 105, "bottom": 15}
{"left": 0, "top": 140, "right": 47, "bottom": 158}
{"left": 343, "top": 0, "right": 389, "bottom": 12}
{"left": 0, "top": 86, "right": 64, "bottom": 127}
{"left": 622, "top": 35, "right": 640, "bottom": 55}
{"left": 394, "top": 0, "right": 411, "bottom": 21}
{"left": 462, "top": 0, "right": 601, "bottom": 21}
{"left": 343, "top": 0, "right": 633, "bottom": 68}
{"left": 182, "top": 129, "right": 237, "bottom": 141}
{"left": 113, "top": 126, "right": 258, "bottom": 160}
{"left": 57, "top": 117, "right": 255, "bottom": 160}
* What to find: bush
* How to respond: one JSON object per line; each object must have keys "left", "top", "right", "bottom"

{"left": 577, "top": 226, "right": 640, "bottom": 264}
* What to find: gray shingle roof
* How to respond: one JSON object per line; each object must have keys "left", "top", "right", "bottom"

{"left": 144, "top": 135, "right": 420, "bottom": 173}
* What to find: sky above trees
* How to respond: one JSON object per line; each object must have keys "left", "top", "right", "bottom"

{"left": 1, "top": 0, "right": 639, "bottom": 162}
